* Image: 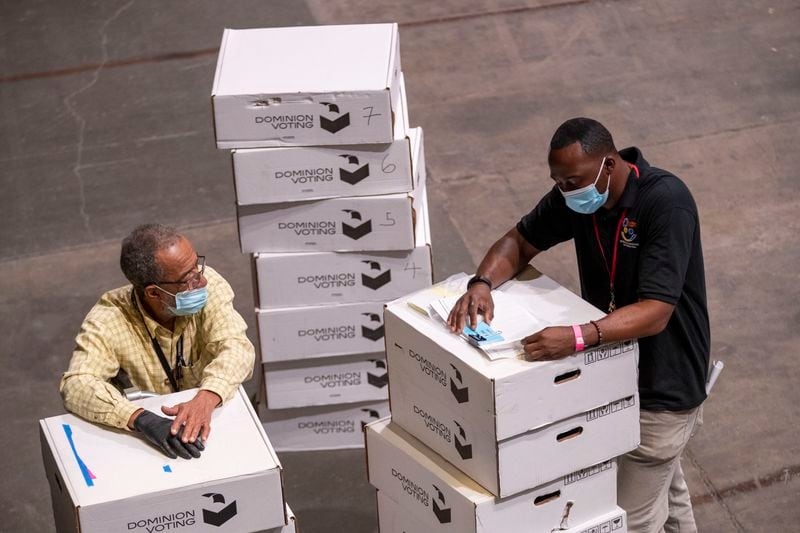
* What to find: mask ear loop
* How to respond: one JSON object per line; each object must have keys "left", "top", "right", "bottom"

{"left": 152, "top": 284, "right": 177, "bottom": 298}
{"left": 600, "top": 156, "right": 613, "bottom": 195}
{"left": 561, "top": 155, "right": 609, "bottom": 198}
{"left": 595, "top": 156, "right": 608, "bottom": 189}
{"left": 150, "top": 284, "right": 180, "bottom": 316}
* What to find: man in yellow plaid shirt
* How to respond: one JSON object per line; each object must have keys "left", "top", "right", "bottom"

{"left": 60, "top": 224, "right": 255, "bottom": 459}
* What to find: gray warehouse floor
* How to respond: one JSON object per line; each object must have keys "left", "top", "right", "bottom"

{"left": 1, "top": 1, "right": 799, "bottom": 532}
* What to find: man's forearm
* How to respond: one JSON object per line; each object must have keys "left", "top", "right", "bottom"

{"left": 581, "top": 299, "right": 675, "bottom": 346}
{"left": 475, "top": 229, "right": 539, "bottom": 288}
{"left": 61, "top": 374, "right": 140, "bottom": 430}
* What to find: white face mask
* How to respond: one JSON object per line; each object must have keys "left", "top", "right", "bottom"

{"left": 560, "top": 156, "right": 610, "bottom": 214}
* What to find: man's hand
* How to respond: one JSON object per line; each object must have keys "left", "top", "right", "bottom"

{"left": 521, "top": 326, "right": 577, "bottom": 361}
{"left": 161, "top": 389, "right": 221, "bottom": 445}
{"left": 447, "top": 284, "right": 494, "bottom": 333}
{"left": 133, "top": 410, "right": 204, "bottom": 459}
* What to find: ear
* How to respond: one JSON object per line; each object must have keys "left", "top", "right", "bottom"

{"left": 605, "top": 155, "right": 617, "bottom": 173}
{"left": 143, "top": 285, "right": 161, "bottom": 301}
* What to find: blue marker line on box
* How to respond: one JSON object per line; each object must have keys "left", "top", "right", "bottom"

{"left": 62, "top": 424, "right": 94, "bottom": 487}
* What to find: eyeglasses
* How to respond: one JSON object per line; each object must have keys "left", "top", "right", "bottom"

{"left": 154, "top": 256, "right": 206, "bottom": 290}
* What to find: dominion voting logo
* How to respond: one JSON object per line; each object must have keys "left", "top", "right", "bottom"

{"left": 320, "top": 102, "right": 350, "bottom": 134}
{"left": 367, "top": 359, "right": 389, "bottom": 388}
{"left": 431, "top": 484, "right": 452, "bottom": 524}
{"left": 361, "top": 313, "right": 385, "bottom": 341}
{"left": 201, "top": 493, "right": 238, "bottom": 527}
{"left": 449, "top": 363, "right": 469, "bottom": 404}
{"left": 338, "top": 154, "right": 370, "bottom": 185}
{"left": 341, "top": 210, "right": 373, "bottom": 240}
{"left": 361, "top": 260, "right": 391, "bottom": 290}
{"left": 453, "top": 420, "right": 473, "bottom": 460}
{"left": 360, "top": 408, "right": 382, "bottom": 430}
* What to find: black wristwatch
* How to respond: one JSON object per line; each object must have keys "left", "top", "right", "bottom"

{"left": 467, "top": 275, "right": 492, "bottom": 290}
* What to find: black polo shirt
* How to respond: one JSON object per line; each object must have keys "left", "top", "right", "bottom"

{"left": 516, "top": 147, "right": 710, "bottom": 411}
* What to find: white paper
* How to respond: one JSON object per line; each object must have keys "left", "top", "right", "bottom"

{"left": 405, "top": 272, "right": 470, "bottom": 316}
{"left": 430, "top": 291, "right": 550, "bottom": 360}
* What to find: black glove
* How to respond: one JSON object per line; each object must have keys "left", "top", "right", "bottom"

{"left": 133, "top": 410, "right": 205, "bottom": 459}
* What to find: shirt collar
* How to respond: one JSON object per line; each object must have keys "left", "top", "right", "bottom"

{"left": 615, "top": 146, "right": 649, "bottom": 209}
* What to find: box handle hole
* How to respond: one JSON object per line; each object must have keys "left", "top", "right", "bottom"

{"left": 556, "top": 426, "right": 584, "bottom": 442}
{"left": 554, "top": 369, "right": 581, "bottom": 384}
{"left": 533, "top": 490, "right": 561, "bottom": 506}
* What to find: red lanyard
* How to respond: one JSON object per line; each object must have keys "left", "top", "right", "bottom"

{"left": 591, "top": 163, "right": 639, "bottom": 313}
{"left": 592, "top": 211, "right": 626, "bottom": 312}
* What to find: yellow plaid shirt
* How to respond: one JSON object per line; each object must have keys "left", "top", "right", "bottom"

{"left": 60, "top": 266, "right": 255, "bottom": 430}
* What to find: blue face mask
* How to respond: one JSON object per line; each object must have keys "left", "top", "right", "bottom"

{"left": 560, "top": 156, "right": 611, "bottom": 214}
{"left": 156, "top": 286, "right": 208, "bottom": 316}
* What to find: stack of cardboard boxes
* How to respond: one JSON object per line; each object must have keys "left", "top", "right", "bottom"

{"left": 212, "top": 23, "right": 432, "bottom": 451}
{"left": 366, "top": 269, "right": 642, "bottom": 532}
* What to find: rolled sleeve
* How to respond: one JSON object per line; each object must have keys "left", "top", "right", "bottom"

{"left": 60, "top": 312, "right": 138, "bottom": 431}
{"left": 516, "top": 187, "right": 574, "bottom": 251}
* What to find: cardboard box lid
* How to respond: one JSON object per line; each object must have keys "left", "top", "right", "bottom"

{"left": 214, "top": 24, "right": 399, "bottom": 95}
{"left": 367, "top": 417, "right": 494, "bottom": 504}
{"left": 237, "top": 190, "right": 414, "bottom": 219}
{"left": 41, "top": 387, "right": 281, "bottom": 507}
{"left": 230, "top": 74, "right": 410, "bottom": 160}
{"left": 386, "top": 268, "right": 606, "bottom": 381}
{"left": 253, "top": 188, "right": 430, "bottom": 263}
{"left": 262, "top": 400, "right": 389, "bottom": 451}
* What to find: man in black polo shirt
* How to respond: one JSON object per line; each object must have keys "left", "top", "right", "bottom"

{"left": 447, "top": 117, "right": 709, "bottom": 532}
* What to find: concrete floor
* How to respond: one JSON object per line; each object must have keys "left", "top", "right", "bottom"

{"left": 1, "top": 0, "right": 799, "bottom": 531}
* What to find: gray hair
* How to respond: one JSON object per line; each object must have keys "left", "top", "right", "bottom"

{"left": 120, "top": 224, "right": 182, "bottom": 292}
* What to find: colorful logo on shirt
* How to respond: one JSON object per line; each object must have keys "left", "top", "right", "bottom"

{"left": 620, "top": 217, "right": 639, "bottom": 249}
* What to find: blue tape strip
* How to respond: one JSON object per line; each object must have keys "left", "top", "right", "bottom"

{"left": 62, "top": 424, "right": 94, "bottom": 487}
{"left": 163, "top": 465, "right": 172, "bottom": 473}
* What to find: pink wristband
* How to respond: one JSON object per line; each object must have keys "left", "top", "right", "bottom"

{"left": 572, "top": 325, "right": 585, "bottom": 352}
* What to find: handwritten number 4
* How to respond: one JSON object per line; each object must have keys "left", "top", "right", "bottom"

{"left": 404, "top": 262, "right": 422, "bottom": 279}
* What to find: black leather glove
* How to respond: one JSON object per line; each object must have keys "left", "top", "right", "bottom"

{"left": 133, "top": 410, "right": 204, "bottom": 459}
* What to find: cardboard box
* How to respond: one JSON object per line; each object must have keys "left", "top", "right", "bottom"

{"left": 232, "top": 96, "right": 423, "bottom": 205}
{"left": 366, "top": 418, "right": 619, "bottom": 532}
{"left": 257, "top": 301, "right": 388, "bottom": 363}
{"left": 261, "top": 400, "right": 389, "bottom": 451}
{"left": 269, "top": 504, "right": 297, "bottom": 533}
{"left": 568, "top": 508, "right": 628, "bottom": 533}
{"left": 391, "top": 379, "right": 639, "bottom": 497}
{"left": 385, "top": 269, "right": 639, "bottom": 442}
{"left": 40, "top": 387, "right": 286, "bottom": 533}
{"left": 253, "top": 193, "right": 431, "bottom": 308}
{"left": 213, "top": 24, "right": 402, "bottom": 148}
{"left": 265, "top": 354, "right": 390, "bottom": 409}
{"left": 377, "top": 491, "right": 628, "bottom": 533}
{"left": 238, "top": 184, "right": 425, "bottom": 252}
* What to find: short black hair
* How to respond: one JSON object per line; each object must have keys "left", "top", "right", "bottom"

{"left": 550, "top": 117, "right": 616, "bottom": 155}
{"left": 120, "top": 224, "right": 181, "bottom": 292}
